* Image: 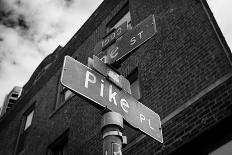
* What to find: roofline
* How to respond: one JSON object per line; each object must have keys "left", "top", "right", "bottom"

{"left": 200, "top": 0, "right": 232, "bottom": 65}
{"left": 0, "top": 0, "right": 122, "bottom": 129}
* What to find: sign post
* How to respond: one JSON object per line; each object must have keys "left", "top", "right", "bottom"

{"left": 101, "top": 112, "right": 125, "bottom": 155}
{"left": 61, "top": 14, "right": 162, "bottom": 155}
{"left": 61, "top": 56, "right": 163, "bottom": 143}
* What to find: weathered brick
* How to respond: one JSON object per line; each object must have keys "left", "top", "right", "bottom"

{"left": 1, "top": 0, "right": 232, "bottom": 155}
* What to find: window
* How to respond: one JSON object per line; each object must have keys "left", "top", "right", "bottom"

{"left": 56, "top": 82, "right": 74, "bottom": 109}
{"left": 60, "top": 87, "right": 74, "bottom": 103}
{"left": 124, "top": 124, "right": 140, "bottom": 144}
{"left": 12, "top": 93, "right": 19, "bottom": 98}
{"left": 122, "top": 68, "right": 142, "bottom": 145}
{"left": 15, "top": 105, "right": 35, "bottom": 155}
{"left": 47, "top": 130, "right": 69, "bottom": 155}
{"left": 107, "top": 2, "right": 131, "bottom": 33}
{"left": 127, "top": 68, "right": 142, "bottom": 100}
{"left": 55, "top": 73, "right": 74, "bottom": 110}
{"left": 24, "top": 110, "right": 34, "bottom": 130}
{"left": 111, "top": 11, "right": 131, "bottom": 31}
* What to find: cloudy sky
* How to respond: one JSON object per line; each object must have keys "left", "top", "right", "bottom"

{"left": 0, "top": 0, "right": 231, "bottom": 108}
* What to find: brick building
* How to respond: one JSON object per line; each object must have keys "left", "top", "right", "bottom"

{"left": 1, "top": 86, "right": 22, "bottom": 117}
{"left": 0, "top": 0, "right": 232, "bottom": 154}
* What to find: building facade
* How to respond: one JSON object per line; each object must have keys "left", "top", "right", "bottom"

{"left": 0, "top": 86, "right": 22, "bottom": 117}
{"left": 0, "top": 0, "right": 232, "bottom": 154}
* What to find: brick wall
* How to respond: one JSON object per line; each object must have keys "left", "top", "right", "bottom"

{"left": 123, "top": 74, "right": 232, "bottom": 154}
{"left": 0, "top": 0, "right": 232, "bottom": 155}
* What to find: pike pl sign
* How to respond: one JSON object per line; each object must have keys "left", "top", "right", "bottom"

{"left": 61, "top": 56, "right": 163, "bottom": 143}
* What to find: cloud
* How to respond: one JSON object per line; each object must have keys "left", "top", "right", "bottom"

{"left": 207, "top": 0, "right": 232, "bottom": 50}
{"left": 0, "top": 0, "right": 230, "bottom": 109}
{"left": 0, "top": 0, "right": 103, "bottom": 107}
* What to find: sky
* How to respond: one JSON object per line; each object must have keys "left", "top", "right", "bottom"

{"left": 0, "top": 0, "right": 231, "bottom": 108}
{"left": 0, "top": 0, "right": 103, "bottom": 107}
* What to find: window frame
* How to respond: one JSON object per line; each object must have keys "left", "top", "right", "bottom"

{"left": 59, "top": 86, "right": 74, "bottom": 104}
{"left": 106, "top": 2, "right": 131, "bottom": 33}
{"left": 14, "top": 103, "right": 35, "bottom": 155}
{"left": 127, "top": 68, "right": 142, "bottom": 101}
{"left": 47, "top": 129, "right": 69, "bottom": 155}
{"left": 24, "top": 110, "right": 34, "bottom": 131}
{"left": 55, "top": 74, "right": 74, "bottom": 109}
{"left": 121, "top": 68, "right": 143, "bottom": 145}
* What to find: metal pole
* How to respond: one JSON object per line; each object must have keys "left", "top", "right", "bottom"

{"left": 101, "top": 112, "right": 125, "bottom": 155}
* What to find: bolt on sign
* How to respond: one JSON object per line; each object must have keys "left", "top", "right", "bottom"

{"left": 61, "top": 56, "right": 163, "bottom": 143}
{"left": 92, "top": 55, "right": 131, "bottom": 94}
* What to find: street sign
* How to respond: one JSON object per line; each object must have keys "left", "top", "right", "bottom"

{"left": 94, "top": 21, "right": 128, "bottom": 55}
{"left": 92, "top": 55, "right": 131, "bottom": 94}
{"left": 96, "top": 51, "right": 108, "bottom": 63}
{"left": 61, "top": 56, "right": 163, "bottom": 143}
{"left": 105, "top": 14, "right": 157, "bottom": 64}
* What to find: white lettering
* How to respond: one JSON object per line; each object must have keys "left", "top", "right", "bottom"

{"left": 110, "top": 46, "right": 119, "bottom": 58}
{"left": 130, "top": 37, "right": 136, "bottom": 45}
{"left": 100, "top": 55, "right": 107, "bottom": 63}
{"left": 149, "top": 119, "right": 154, "bottom": 130}
{"left": 140, "top": 114, "right": 145, "bottom": 123}
{"left": 110, "top": 32, "right": 116, "bottom": 40}
{"left": 114, "top": 150, "right": 122, "bottom": 155}
{"left": 101, "top": 40, "right": 104, "bottom": 47}
{"left": 109, "top": 85, "right": 117, "bottom": 106}
{"left": 138, "top": 31, "right": 143, "bottom": 39}
{"left": 120, "top": 99, "right": 129, "bottom": 113}
{"left": 116, "top": 27, "right": 122, "bottom": 35}
{"left": 100, "top": 80, "right": 104, "bottom": 97}
{"left": 104, "top": 38, "right": 109, "bottom": 47}
{"left": 84, "top": 71, "right": 96, "bottom": 88}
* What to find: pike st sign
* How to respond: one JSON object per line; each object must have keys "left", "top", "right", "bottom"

{"left": 61, "top": 56, "right": 163, "bottom": 143}
{"left": 94, "top": 21, "right": 128, "bottom": 55}
{"left": 96, "top": 15, "right": 157, "bottom": 64}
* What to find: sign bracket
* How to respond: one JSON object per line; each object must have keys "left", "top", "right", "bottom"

{"left": 60, "top": 14, "right": 163, "bottom": 155}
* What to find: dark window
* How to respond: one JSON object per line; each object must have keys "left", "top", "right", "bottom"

{"left": 59, "top": 86, "right": 74, "bottom": 104}
{"left": 12, "top": 93, "right": 19, "bottom": 98}
{"left": 127, "top": 68, "right": 142, "bottom": 100}
{"left": 56, "top": 84, "right": 74, "bottom": 109}
{"left": 107, "top": 2, "right": 131, "bottom": 33}
{"left": 56, "top": 73, "right": 74, "bottom": 109}
{"left": 123, "top": 68, "right": 142, "bottom": 144}
{"left": 9, "top": 98, "right": 17, "bottom": 104}
{"left": 24, "top": 110, "right": 34, "bottom": 130}
{"left": 47, "top": 130, "right": 69, "bottom": 155}
{"left": 124, "top": 124, "right": 141, "bottom": 144}
{"left": 15, "top": 105, "right": 35, "bottom": 155}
